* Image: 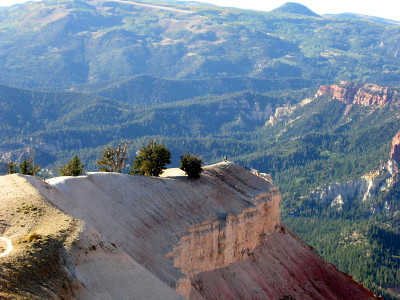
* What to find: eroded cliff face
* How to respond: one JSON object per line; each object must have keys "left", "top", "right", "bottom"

{"left": 308, "top": 131, "right": 400, "bottom": 213}
{"left": 168, "top": 189, "right": 280, "bottom": 275}
{"left": 33, "top": 162, "right": 279, "bottom": 287}
{"left": 265, "top": 104, "right": 296, "bottom": 126}
{"left": 316, "top": 81, "right": 400, "bottom": 106}
{"left": 309, "top": 162, "right": 397, "bottom": 211}
{"left": 391, "top": 131, "right": 400, "bottom": 163}
{"left": 5, "top": 162, "right": 378, "bottom": 299}
{"left": 176, "top": 227, "right": 378, "bottom": 300}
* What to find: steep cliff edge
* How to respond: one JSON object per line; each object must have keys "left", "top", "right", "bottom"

{"left": 316, "top": 81, "right": 400, "bottom": 106}
{"left": 32, "top": 163, "right": 280, "bottom": 287}
{"left": 265, "top": 81, "right": 400, "bottom": 128}
{"left": 391, "top": 131, "right": 400, "bottom": 163}
{"left": 308, "top": 131, "right": 400, "bottom": 213}
{"left": 176, "top": 227, "right": 377, "bottom": 300}
{"left": 1, "top": 163, "right": 378, "bottom": 299}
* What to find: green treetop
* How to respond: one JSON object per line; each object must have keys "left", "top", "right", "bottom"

{"left": 130, "top": 141, "right": 171, "bottom": 176}
{"left": 59, "top": 156, "right": 84, "bottom": 176}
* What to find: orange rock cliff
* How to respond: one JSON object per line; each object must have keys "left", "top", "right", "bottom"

{"left": 316, "top": 81, "right": 399, "bottom": 106}
{"left": 391, "top": 131, "right": 400, "bottom": 163}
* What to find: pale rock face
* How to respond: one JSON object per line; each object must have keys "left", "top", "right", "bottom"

{"left": 0, "top": 174, "right": 183, "bottom": 300}
{"left": 168, "top": 192, "right": 280, "bottom": 275}
{"left": 215, "top": 98, "right": 275, "bottom": 122}
{"left": 331, "top": 194, "right": 344, "bottom": 211}
{"left": 265, "top": 104, "right": 296, "bottom": 126}
{"left": 308, "top": 131, "right": 400, "bottom": 212}
{"left": 309, "top": 159, "right": 397, "bottom": 211}
{"left": 0, "top": 163, "right": 378, "bottom": 299}
{"left": 37, "top": 162, "right": 280, "bottom": 286}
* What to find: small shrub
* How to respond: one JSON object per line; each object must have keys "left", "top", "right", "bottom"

{"left": 26, "top": 233, "right": 43, "bottom": 242}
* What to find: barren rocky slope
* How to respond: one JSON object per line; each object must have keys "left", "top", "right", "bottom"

{"left": 1, "top": 162, "right": 378, "bottom": 299}
{"left": 0, "top": 175, "right": 182, "bottom": 299}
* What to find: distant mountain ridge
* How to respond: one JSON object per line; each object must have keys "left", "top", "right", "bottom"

{"left": 80, "top": 74, "right": 321, "bottom": 105}
{"left": 0, "top": 0, "right": 399, "bottom": 89}
{"left": 1, "top": 1, "right": 400, "bottom": 297}
{"left": 325, "top": 13, "right": 400, "bottom": 26}
{"left": 272, "top": 2, "right": 320, "bottom": 17}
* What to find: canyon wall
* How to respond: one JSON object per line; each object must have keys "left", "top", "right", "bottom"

{"left": 308, "top": 131, "right": 400, "bottom": 212}
{"left": 0, "top": 162, "right": 378, "bottom": 299}
{"left": 33, "top": 162, "right": 280, "bottom": 286}
{"left": 168, "top": 191, "right": 280, "bottom": 275}
{"left": 391, "top": 131, "right": 400, "bottom": 163}
{"left": 316, "top": 81, "right": 400, "bottom": 106}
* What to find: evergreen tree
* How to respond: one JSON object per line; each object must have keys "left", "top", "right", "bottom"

{"left": 28, "top": 153, "right": 40, "bottom": 176}
{"left": 19, "top": 154, "right": 40, "bottom": 176}
{"left": 130, "top": 141, "right": 171, "bottom": 176}
{"left": 19, "top": 156, "right": 29, "bottom": 175}
{"left": 6, "top": 161, "right": 17, "bottom": 174}
{"left": 97, "top": 141, "right": 130, "bottom": 172}
{"left": 59, "top": 156, "right": 84, "bottom": 176}
{"left": 180, "top": 153, "right": 203, "bottom": 179}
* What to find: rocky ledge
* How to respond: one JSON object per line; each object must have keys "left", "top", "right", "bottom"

{"left": 316, "top": 81, "right": 399, "bottom": 106}
{"left": 0, "top": 162, "right": 379, "bottom": 299}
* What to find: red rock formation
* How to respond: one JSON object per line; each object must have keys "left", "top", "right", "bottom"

{"left": 177, "top": 227, "right": 379, "bottom": 300}
{"left": 316, "top": 82, "right": 362, "bottom": 104}
{"left": 391, "top": 131, "right": 400, "bottom": 162}
{"left": 168, "top": 191, "right": 280, "bottom": 275}
{"left": 31, "top": 162, "right": 379, "bottom": 300}
{"left": 316, "top": 81, "right": 399, "bottom": 106}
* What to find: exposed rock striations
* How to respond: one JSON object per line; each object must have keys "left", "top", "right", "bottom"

{"left": 316, "top": 81, "right": 400, "bottom": 106}
{"left": 168, "top": 192, "right": 280, "bottom": 275}
{"left": 1, "top": 162, "right": 378, "bottom": 299}
{"left": 177, "top": 227, "right": 378, "bottom": 300}
{"left": 265, "top": 82, "right": 400, "bottom": 128}
{"left": 308, "top": 131, "right": 400, "bottom": 213}
{"left": 0, "top": 175, "right": 181, "bottom": 300}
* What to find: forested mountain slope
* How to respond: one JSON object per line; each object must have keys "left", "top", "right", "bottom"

{"left": 0, "top": 0, "right": 400, "bottom": 89}
{"left": 1, "top": 0, "right": 400, "bottom": 298}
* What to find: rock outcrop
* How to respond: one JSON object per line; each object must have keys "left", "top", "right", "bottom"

{"left": 391, "top": 131, "right": 400, "bottom": 163}
{"left": 1, "top": 162, "right": 378, "bottom": 299}
{"left": 168, "top": 193, "right": 279, "bottom": 275}
{"left": 176, "top": 227, "right": 377, "bottom": 300}
{"left": 215, "top": 96, "right": 275, "bottom": 122}
{"left": 308, "top": 131, "right": 400, "bottom": 213}
{"left": 316, "top": 81, "right": 400, "bottom": 106}
{"left": 265, "top": 104, "right": 296, "bottom": 126}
